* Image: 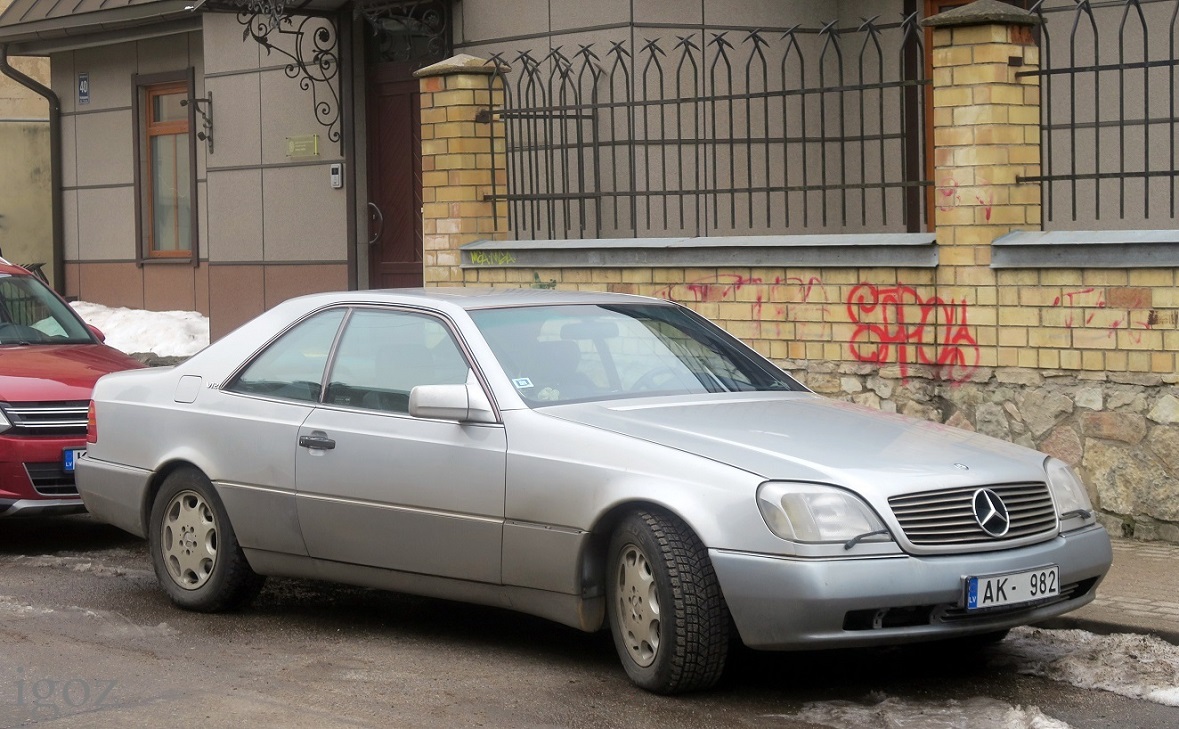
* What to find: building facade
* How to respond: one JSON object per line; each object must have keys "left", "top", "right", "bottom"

{"left": 1, "top": 0, "right": 1177, "bottom": 540}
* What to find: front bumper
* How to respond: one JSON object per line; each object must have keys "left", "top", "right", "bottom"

{"left": 711, "top": 525, "right": 1113, "bottom": 650}
{"left": 1, "top": 434, "right": 86, "bottom": 515}
{"left": 0, "top": 497, "right": 86, "bottom": 516}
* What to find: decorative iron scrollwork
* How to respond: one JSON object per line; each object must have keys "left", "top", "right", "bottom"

{"left": 180, "top": 92, "right": 214, "bottom": 153}
{"left": 239, "top": 10, "right": 341, "bottom": 147}
{"left": 358, "top": 0, "right": 450, "bottom": 65}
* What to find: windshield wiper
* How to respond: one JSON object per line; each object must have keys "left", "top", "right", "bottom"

{"left": 844, "top": 529, "right": 891, "bottom": 550}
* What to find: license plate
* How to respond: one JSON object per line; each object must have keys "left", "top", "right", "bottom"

{"left": 62, "top": 447, "right": 86, "bottom": 473}
{"left": 966, "top": 565, "right": 1059, "bottom": 610}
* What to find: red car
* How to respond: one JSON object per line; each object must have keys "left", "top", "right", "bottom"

{"left": 0, "top": 258, "right": 143, "bottom": 516}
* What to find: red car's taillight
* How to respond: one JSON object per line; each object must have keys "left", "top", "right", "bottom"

{"left": 86, "top": 401, "right": 97, "bottom": 444}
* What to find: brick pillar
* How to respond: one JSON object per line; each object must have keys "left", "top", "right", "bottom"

{"left": 924, "top": 1, "right": 1042, "bottom": 370}
{"left": 414, "top": 54, "right": 508, "bottom": 286}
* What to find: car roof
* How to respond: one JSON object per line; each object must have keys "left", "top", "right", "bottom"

{"left": 0, "top": 257, "right": 33, "bottom": 276}
{"left": 290, "top": 287, "right": 673, "bottom": 312}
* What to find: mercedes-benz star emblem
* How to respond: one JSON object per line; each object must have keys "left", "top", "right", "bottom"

{"left": 972, "top": 488, "right": 1011, "bottom": 537}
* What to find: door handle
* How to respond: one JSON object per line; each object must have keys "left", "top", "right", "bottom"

{"left": 299, "top": 432, "right": 336, "bottom": 450}
{"left": 367, "top": 201, "right": 384, "bottom": 246}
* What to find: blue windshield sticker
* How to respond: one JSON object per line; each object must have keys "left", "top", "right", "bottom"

{"left": 512, "top": 377, "right": 534, "bottom": 389}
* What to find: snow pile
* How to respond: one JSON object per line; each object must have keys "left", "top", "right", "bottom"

{"left": 787, "top": 695, "right": 1070, "bottom": 729}
{"left": 70, "top": 302, "right": 209, "bottom": 358}
{"left": 1003, "top": 626, "right": 1179, "bottom": 707}
{"left": 775, "top": 627, "right": 1179, "bottom": 728}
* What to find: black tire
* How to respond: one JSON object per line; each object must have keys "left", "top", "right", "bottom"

{"left": 148, "top": 468, "right": 263, "bottom": 612}
{"left": 606, "top": 510, "right": 730, "bottom": 694}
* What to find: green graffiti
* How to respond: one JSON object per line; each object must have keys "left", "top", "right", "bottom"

{"left": 469, "top": 251, "right": 517, "bottom": 266}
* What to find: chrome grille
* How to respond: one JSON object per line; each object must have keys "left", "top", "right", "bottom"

{"left": 889, "top": 482, "right": 1058, "bottom": 546}
{"left": 0, "top": 401, "right": 89, "bottom": 436}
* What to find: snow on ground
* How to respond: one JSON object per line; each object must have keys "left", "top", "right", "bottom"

{"left": 786, "top": 696, "right": 1071, "bottom": 729}
{"left": 776, "top": 627, "right": 1179, "bottom": 728}
{"left": 70, "top": 302, "right": 209, "bottom": 358}
{"left": 1002, "top": 626, "right": 1179, "bottom": 707}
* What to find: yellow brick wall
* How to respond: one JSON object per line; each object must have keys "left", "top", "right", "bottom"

{"left": 423, "top": 28, "right": 1178, "bottom": 383}
{"left": 995, "top": 268, "right": 1178, "bottom": 374}
{"left": 418, "top": 68, "right": 508, "bottom": 285}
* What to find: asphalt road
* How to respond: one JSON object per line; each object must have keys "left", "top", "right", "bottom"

{"left": 2, "top": 515, "right": 1176, "bottom": 729}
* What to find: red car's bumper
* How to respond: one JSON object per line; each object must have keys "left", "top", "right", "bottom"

{"left": 0, "top": 434, "right": 86, "bottom": 516}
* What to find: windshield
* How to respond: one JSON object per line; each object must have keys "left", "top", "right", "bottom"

{"left": 0, "top": 274, "right": 95, "bottom": 345}
{"left": 469, "top": 303, "right": 802, "bottom": 406}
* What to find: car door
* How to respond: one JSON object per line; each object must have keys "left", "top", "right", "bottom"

{"left": 294, "top": 307, "right": 507, "bottom": 584}
{"left": 215, "top": 307, "right": 348, "bottom": 556}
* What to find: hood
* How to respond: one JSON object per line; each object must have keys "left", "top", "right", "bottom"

{"left": 543, "top": 393, "right": 1047, "bottom": 494}
{"left": 0, "top": 344, "right": 144, "bottom": 402}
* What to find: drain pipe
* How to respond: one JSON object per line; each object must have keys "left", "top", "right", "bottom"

{"left": 0, "top": 44, "right": 64, "bottom": 294}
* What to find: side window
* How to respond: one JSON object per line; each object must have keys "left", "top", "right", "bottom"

{"left": 324, "top": 309, "right": 470, "bottom": 413}
{"left": 226, "top": 309, "right": 346, "bottom": 402}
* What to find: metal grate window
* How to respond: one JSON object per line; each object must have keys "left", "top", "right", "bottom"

{"left": 481, "top": 15, "right": 931, "bottom": 240}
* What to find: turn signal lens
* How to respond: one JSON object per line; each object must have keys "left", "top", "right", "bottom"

{"left": 86, "top": 400, "right": 97, "bottom": 444}
{"left": 1045, "top": 458, "right": 1095, "bottom": 529}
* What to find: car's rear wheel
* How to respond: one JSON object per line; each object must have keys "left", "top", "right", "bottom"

{"left": 606, "top": 510, "right": 729, "bottom": 694}
{"left": 149, "top": 468, "right": 263, "bottom": 612}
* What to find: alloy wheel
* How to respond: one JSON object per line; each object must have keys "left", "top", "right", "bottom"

{"left": 160, "top": 489, "right": 218, "bottom": 590}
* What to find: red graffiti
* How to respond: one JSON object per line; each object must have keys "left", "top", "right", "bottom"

{"left": 937, "top": 177, "right": 993, "bottom": 221}
{"left": 681, "top": 273, "right": 760, "bottom": 302}
{"left": 937, "top": 177, "right": 962, "bottom": 212}
{"left": 847, "top": 283, "right": 979, "bottom": 384}
{"left": 655, "top": 274, "right": 833, "bottom": 317}
{"left": 1052, "top": 287, "right": 1106, "bottom": 309}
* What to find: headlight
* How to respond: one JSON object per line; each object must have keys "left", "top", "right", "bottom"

{"left": 756, "top": 482, "right": 890, "bottom": 544}
{"left": 1045, "top": 458, "right": 1095, "bottom": 527}
{"left": 0, "top": 405, "right": 10, "bottom": 435}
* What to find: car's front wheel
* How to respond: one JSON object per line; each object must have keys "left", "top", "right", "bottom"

{"left": 606, "top": 510, "right": 730, "bottom": 694}
{"left": 149, "top": 468, "right": 263, "bottom": 612}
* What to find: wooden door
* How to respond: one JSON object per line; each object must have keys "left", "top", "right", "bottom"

{"left": 366, "top": 62, "right": 423, "bottom": 289}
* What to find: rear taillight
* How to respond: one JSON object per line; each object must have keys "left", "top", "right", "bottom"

{"left": 86, "top": 401, "right": 97, "bottom": 444}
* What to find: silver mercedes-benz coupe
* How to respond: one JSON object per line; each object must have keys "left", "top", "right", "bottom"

{"left": 77, "top": 288, "right": 1112, "bottom": 693}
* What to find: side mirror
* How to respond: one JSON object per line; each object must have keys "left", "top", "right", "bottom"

{"left": 408, "top": 372, "right": 496, "bottom": 424}
{"left": 88, "top": 325, "right": 106, "bottom": 342}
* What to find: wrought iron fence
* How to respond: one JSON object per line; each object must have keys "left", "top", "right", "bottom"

{"left": 1022, "top": 0, "right": 1179, "bottom": 226}
{"left": 481, "top": 15, "right": 930, "bottom": 240}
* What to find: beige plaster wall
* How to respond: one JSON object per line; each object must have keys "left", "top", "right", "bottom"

{"left": 0, "top": 0, "right": 52, "bottom": 275}
{"left": 202, "top": 13, "right": 348, "bottom": 266}
{"left": 0, "top": 123, "right": 51, "bottom": 270}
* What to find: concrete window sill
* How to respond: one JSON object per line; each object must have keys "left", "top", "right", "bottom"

{"left": 461, "top": 234, "right": 937, "bottom": 269}
{"left": 992, "top": 230, "right": 1179, "bottom": 268}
